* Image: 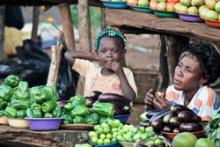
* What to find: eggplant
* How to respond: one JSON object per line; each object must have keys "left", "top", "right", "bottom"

{"left": 98, "top": 93, "right": 130, "bottom": 105}
{"left": 163, "top": 113, "right": 173, "bottom": 124}
{"left": 169, "top": 116, "right": 180, "bottom": 127}
{"left": 170, "top": 104, "right": 191, "bottom": 114}
{"left": 140, "top": 120, "right": 151, "bottom": 127}
{"left": 163, "top": 125, "right": 173, "bottom": 132}
{"left": 151, "top": 119, "right": 164, "bottom": 132}
{"left": 149, "top": 109, "right": 171, "bottom": 123}
{"left": 178, "top": 110, "right": 201, "bottom": 123}
{"left": 179, "top": 122, "right": 203, "bottom": 132}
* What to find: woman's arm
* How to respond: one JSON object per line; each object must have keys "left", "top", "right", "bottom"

{"left": 64, "top": 50, "right": 99, "bottom": 66}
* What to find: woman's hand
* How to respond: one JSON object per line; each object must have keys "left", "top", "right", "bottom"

{"left": 144, "top": 88, "right": 156, "bottom": 106}
{"left": 153, "top": 96, "right": 171, "bottom": 110}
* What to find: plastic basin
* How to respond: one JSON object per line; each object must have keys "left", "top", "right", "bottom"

{"left": 8, "top": 118, "right": 29, "bottom": 129}
{"left": 129, "top": 6, "right": 153, "bottom": 13}
{"left": 154, "top": 10, "right": 177, "bottom": 18}
{"left": 26, "top": 117, "right": 63, "bottom": 131}
{"left": 102, "top": 2, "right": 128, "bottom": 9}
{"left": 178, "top": 13, "right": 203, "bottom": 22}
{"left": 96, "top": 142, "right": 121, "bottom": 147}
{"left": 113, "top": 114, "right": 129, "bottom": 124}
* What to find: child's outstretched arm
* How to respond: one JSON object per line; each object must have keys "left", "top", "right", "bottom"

{"left": 64, "top": 50, "right": 99, "bottom": 66}
{"left": 107, "top": 61, "right": 136, "bottom": 101}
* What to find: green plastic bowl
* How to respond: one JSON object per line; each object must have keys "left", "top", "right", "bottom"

{"left": 129, "top": 6, "right": 153, "bottom": 13}
{"left": 154, "top": 10, "right": 177, "bottom": 18}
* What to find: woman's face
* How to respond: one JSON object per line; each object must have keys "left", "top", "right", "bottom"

{"left": 174, "top": 55, "right": 204, "bottom": 91}
{"left": 97, "top": 36, "right": 125, "bottom": 66}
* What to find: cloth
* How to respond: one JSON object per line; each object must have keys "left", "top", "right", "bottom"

{"left": 166, "top": 85, "right": 220, "bottom": 121}
{"left": 73, "top": 59, "right": 137, "bottom": 98}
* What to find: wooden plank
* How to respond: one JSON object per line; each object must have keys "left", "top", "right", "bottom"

{"left": 31, "top": 7, "right": 40, "bottom": 42}
{"left": 0, "top": 125, "right": 89, "bottom": 147}
{"left": 0, "top": 6, "right": 5, "bottom": 56}
{"left": 104, "top": 8, "right": 220, "bottom": 42}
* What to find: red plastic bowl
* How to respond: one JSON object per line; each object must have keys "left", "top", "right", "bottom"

{"left": 205, "top": 20, "right": 220, "bottom": 28}
{"left": 161, "top": 130, "right": 204, "bottom": 139}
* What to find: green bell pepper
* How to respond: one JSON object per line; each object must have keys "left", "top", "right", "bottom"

{"left": 63, "top": 114, "right": 72, "bottom": 124}
{"left": 5, "top": 106, "right": 17, "bottom": 118}
{"left": 71, "top": 105, "right": 89, "bottom": 117}
{"left": 30, "top": 86, "right": 49, "bottom": 104}
{"left": 70, "top": 95, "right": 86, "bottom": 106}
{"left": 92, "top": 102, "right": 114, "bottom": 117}
{"left": 30, "top": 103, "right": 41, "bottom": 110}
{"left": 26, "top": 108, "right": 34, "bottom": 118}
{"left": 0, "top": 110, "right": 6, "bottom": 117}
{"left": 44, "top": 113, "right": 53, "bottom": 118}
{"left": 4, "top": 75, "right": 20, "bottom": 88}
{"left": 64, "top": 102, "right": 73, "bottom": 111}
{"left": 0, "top": 99, "right": 8, "bottom": 110}
{"left": 85, "top": 113, "right": 99, "bottom": 125}
{"left": 32, "top": 109, "right": 42, "bottom": 118}
{"left": 73, "top": 116, "right": 85, "bottom": 124}
{"left": 0, "top": 84, "right": 12, "bottom": 101}
{"left": 52, "top": 104, "right": 62, "bottom": 117}
{"left": 41, "top": 98, "right": 56, "bottom": 113}
{"left": 13, "top": 81, "right": 29, "bottom": 99}
{"left": 43, "top": 85, "right": 58, "bottom": 101}
{"left": 11, "top": 99, "right": 30, "bottom": 110}
{"left": 16, "top": 110, "right": 26, "bottom": 118}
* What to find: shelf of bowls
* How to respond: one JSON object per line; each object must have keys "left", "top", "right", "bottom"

{"left": 100, "top": 0, "right": 220, "bottom": 28}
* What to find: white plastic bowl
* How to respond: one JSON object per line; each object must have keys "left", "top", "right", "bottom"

{"left": 8, "top": 118, "right": 29, "bottom": 129}
{"left": 0, "top": 116, "right": 8, "bottom": 125}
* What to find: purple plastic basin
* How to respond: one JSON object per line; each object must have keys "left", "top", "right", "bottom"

{"left": 26, "top": 118, "right": 63, "bottom": 131}
{"left": 178, "top": 13, "right": 203, "bottom": 22}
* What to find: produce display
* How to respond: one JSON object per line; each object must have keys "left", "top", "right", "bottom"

{"left": 89, "top": 119, "right": 165, "bottom": 146}
{"left": 127, "top": 0, "right": 150, "bottom": 7}
{"left": 150, "top": 104, "right": 203, "bottom": 133}
{"left": 62, "top": 95, "right": 114, "bottom": 125}
{"left": 149, "top": 0, "right": 179, "bottom": 12}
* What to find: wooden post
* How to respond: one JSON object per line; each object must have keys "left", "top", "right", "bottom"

{"left": 166, "top": 36, "right": 189, "bottom": 84}
{"left": 47, "top": 45, "right": 62, "bottom": 86}
{"left": 0, "top": 6, "right": 5, "bottom": 57}
{"left": 31, "top": 7, "right": 40, "bottom": 42}
{"left": 78, "top": 0, "right": 91, "bottom": 51}
{"left": 59, "top": 4, "right": 75, "bottom": 51}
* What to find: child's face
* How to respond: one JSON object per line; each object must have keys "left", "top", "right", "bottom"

{"left": 97, "top": 36, "right": 125, "bottom": 67}
{"left": 174, "top": 54, "right": 204, "bottom": 91}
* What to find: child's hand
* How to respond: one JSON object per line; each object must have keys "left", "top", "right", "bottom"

{"left": 106, "top": 61, "right": 123, "bottom": 74}
{"left": 144, "top": 88, "right": 156, "bottom": 106}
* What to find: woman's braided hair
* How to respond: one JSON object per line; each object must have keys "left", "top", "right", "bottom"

{"left": 183, "top": 41, "right": 220, "bottom": 85}
{"left": 95, "top": 27, "right": 126, "bottom": 50}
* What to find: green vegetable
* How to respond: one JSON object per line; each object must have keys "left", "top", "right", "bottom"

{"left": 63, "top": 115, "right": 72, "bottom": 124}
{"left": 69, "top": 95, "right": 86, "bottom": 106}
{"left": 0, "top": 110, "right": 6, "bottom": 117}
{"left": 85, "top": 113, "right": 99, "bottom": 125}
{"left": 73, "top": 116, "right": 85, "bottom": 124}
{"left": 0, "top": 99, "right": 8, "bottom": 110}
{"left": 44, "top": 113, "right": 53, "bottom": 118}
{"left": 30, "top": 86, "right": 49, "bottom": 104}
{"left": 13, "top": 81, "right": 29, "bottom": 99}
{"left": 32, "top": 109, "right": 43, "bottom": 118}
{"left": 64, "top": 102, "right": 73, "bottom": 111}
{"left": 16, "top": 110, "right": 26, "bottom": 118}
{"left": 71, "top": 105, "right": 89, "bottom": 117}
{"left": 0, "top": 84, "right": 12, "bottom": 101}
{"left": 43, "top": 85, "right": 58, "bottom": 101}
{"left": 26, "top": 108, "right": 34, "bottom": 118}
{"left": 52, "top": 104, "right": 62, "bottom": 117}
{"left": 4, "top": 75, "right": 20, "bottom": 88}
{"left": 31, "top": 103, "right": 41, "bottom": 110}
{"left": 11, "top": 99, "right": 30, "bottom": 110}
{"left": 5, "top": 106, "right": 17, "bottom": 118}
{"left": 41, "top": 98, "right": 56, "bottom": 113}
{"left": 92, "top": 102, "right": 114, "bottom": 117}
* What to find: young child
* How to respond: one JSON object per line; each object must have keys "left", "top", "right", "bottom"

{"left": 145, "top": 41, "right": 220, "bottom": 121}
{"left": 65, "top": 28, "right": 137, "bottom": 101}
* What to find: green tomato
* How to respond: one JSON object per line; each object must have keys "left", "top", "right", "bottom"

{"left": 112, "top": 132, "right": 118, "bottom": 138}
{"left": 103, "top": 138, "right": 111, "bottom": 145}
{"left": 91, "top": 137, "right": 98, "bottom": 145}
{"left": 103, "top": 126, "right": 110, "bottom": 134}
{"left": 111, "top": 138, "right": 117, "bottom": 143}
{"left": 139, "top": 126, "right": 145, "bottom": 132}
{"left": 100, "top": 134, "right": 106, "bottom": 140}
{"left": 97, "top": 139, "right": 103, "bottom": 145}
{"left": 89, "top": 131, "right": 97, "bottom": 138}
{"left": 106, "top": 134, "right": 112, "bottom": 139}
{"left": 116, "top": 135, "right": 124, "bottom": 142}
{"left": 111, "top": 128, "right": 118, "bottom": 133}
{"left": 154, "top": 138, "right": 164, "bottom": 145}
{"left": 112, "top": 119, "right": 121, "bottom": 128}
{"left": 146, "top": 140, "right": 155, "bottom": 145}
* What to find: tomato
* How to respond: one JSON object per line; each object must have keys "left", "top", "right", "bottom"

{"left": 97, "top": 139, "right": 103, "bottom": 145}
{"left": 89, "top": 131, "right": 97, "bottom": 138}
{"left": 106, "top": 134, "right": 112, "bottom": 139}
{"left": 100, "top": 134, "right": 106, "bottom": 140}
{"left": 91, "top": 137, "right": 98, "bottom": 145}
{"left": 103, "top": 138, "right": 111, "bottom": 145}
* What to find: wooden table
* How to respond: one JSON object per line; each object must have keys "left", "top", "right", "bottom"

{"left": 0, "top": 125, "right": 89, "bottom": 147}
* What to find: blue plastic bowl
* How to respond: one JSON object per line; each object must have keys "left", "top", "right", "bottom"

{"left": 102, "top": 2, "right": 128, "bottom": 9}
{"left": 96, "top": 142, "right": 121, "bottom": 147}
{"left": 113, "top": 114, "right": 129, "bottom": 124}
